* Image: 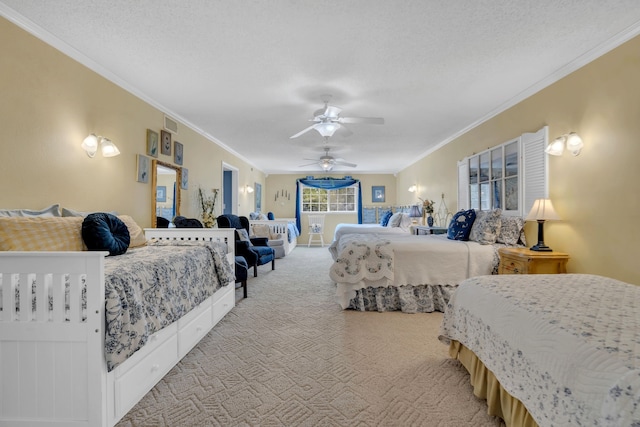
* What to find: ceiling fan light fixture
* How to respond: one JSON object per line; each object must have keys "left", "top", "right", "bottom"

{"left": 315, "top": 122, "right": 340, "bottom": 137}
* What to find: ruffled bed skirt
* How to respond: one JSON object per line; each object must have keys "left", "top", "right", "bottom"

{"left": 347, "top": 284, "right": 456, "bottom": 313}
{"left": 449, "top": 340, "right": 539, "bottom": 427}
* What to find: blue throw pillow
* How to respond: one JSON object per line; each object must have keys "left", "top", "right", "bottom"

{"left": 82, "top": 212, "right": 130, "bottom": 256}
{"left": 380, "top": 210, "right": 393, "bottom": 227}
{"left": 447, "top": 209, "right": 477, "bottom": 241}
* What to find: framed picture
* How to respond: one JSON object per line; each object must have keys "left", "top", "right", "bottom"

{"left": 255, "top": 182, "right": 262, "bottom": 211}
{"left": 161, "top": 130, "right": 172, "bottom": 156}
{"left": 156, "top": 186, "right": 167, "bottom": 202}
{"left": 174, "top": 141, "right": 184, "bottom": 165}
{"left": 181, "top": 167, "right": 188, "bottom": 189}
{"left": 372, "top": 185, "right": 385, "bottom": 203}
{"left": 146, "top": 129, "right": 158, "bottom": 158}
{"left": 136, "top": 154, "right": 150, "bottom": 183}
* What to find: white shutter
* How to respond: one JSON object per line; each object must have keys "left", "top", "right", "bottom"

{"left": 521, "top": 126, "right": 548, "bottom": 215}
{"left": 457, "top": 159, "right": 469, "bottom": 211}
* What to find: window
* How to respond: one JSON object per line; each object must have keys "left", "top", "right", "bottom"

{"left": 301, "top": 185, "right": 358, "bottom": 213}
{"left": 458, "top": 126, "right": 548, "bottom": 216}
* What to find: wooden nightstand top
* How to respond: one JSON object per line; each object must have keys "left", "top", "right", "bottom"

{"left": 498, "top": 247, "right": 569, "bottom": 260}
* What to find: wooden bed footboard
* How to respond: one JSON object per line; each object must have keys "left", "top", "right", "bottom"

{"left": 0, "top": 228, "right": 235, "bottom": 427}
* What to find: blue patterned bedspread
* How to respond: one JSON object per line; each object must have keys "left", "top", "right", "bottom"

{"left": 440, "top": 274, "right": 640, "bottom": 426}
{"left": 104, "top": 240, "right": 234, "bottom": 371}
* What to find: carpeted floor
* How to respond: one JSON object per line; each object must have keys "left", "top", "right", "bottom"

{"left": 117, "top": 246, "right": 504, "bottom": 426}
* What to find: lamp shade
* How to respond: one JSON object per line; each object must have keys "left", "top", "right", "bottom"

{"left": 526, "top": 198, "right": 560, "bottom": 221}
{"left": 100, "top": 138, "right": 120, "bottom": 157}
{"left": 544, "top": 137, "right": 565, "bottom": 156}
{"left": 565, "top": 132, "right": 584, "bottom": 156}
{"left": 409, "top": 205, "right": 422, "bottom": 218}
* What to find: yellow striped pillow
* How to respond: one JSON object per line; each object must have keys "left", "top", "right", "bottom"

{"left": 0, "top": 217, "right": 86, "bottom": 251}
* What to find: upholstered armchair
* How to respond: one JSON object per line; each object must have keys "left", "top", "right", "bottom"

{"left": 217, "top": 214, "right": 275, "bottom": 277}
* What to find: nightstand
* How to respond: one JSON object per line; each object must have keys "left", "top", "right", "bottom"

{"left": 413, "top": 225, "right": 448, "bottom": 235}
{"left": 498, "top": 247, "right": 569, "bottom": 274}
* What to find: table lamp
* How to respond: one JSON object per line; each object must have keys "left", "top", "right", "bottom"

{"left": 409, "top": 205, "right": 422, "bottom": 224}
{"left": 525, "top": 198, "right": 560, "bottom": 251}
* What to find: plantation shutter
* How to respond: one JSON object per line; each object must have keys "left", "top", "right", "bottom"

{"left": 521, "top": 126, "right": 549, "bottom": 216}
{"left": 457, "top": 159, "right": 469, "bottom": 211}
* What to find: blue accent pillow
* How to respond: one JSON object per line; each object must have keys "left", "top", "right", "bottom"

{"left": 267, "top": 212, "right": 275, "bottom": 220}
{"left": 82, "top": 213, "right": 130, "bottom": 256}
{"left": 380, "top": 210, "right": 393, "bottom": 227}
{"left": 447, "top": 209, "right": 477, "bottom": 241}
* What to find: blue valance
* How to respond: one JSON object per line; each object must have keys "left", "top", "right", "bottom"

{"left": 295, "top": 176, "right": 363, "bottom": 232}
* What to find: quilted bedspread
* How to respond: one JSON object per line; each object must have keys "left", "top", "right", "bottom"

{"left": 104, "top": 240, "right": 234, "bottom": 371}
{"left": 439, "top": 274, "right": 640, "bottom": 426}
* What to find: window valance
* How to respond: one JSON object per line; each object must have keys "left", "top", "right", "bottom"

{"left": 295, "top": 176, "right": 362, "bottom": 231}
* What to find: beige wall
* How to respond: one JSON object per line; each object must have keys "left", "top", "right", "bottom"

{"left": 397, "top": 35, "right": 640, "bottom": 284}
{"left": 265, "top": 173, "right": 396, "bottom": 244}
{"left": 0, "top": 18, "right": 263, "bottom": 227}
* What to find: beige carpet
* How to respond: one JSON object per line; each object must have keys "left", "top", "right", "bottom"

{"left": 117, "top": 246, "right": 504, "bottom": 427}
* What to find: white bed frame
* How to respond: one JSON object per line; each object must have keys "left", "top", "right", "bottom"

{"left": 0, "top": 228, "right": 235, "bottom": 427}
{"left": 249, "top": 218, "right": 297, "bottom": 255}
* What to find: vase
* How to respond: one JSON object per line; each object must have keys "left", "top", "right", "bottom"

{"left": 427, "top": 214, "right": 434, "bottom": 227}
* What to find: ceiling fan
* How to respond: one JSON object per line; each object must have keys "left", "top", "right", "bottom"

{"left": 290, "top": 99, "right": 384, "bottom": 139}
{"left": 299, "top": 147, "right": 357, "bottom": 171}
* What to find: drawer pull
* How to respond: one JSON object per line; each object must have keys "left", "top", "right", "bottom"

{"left": 151, "top": 364, "right": 160, "bottom": 373}
{"left": 196, "top": 326, "right": 203, "bottom": 333}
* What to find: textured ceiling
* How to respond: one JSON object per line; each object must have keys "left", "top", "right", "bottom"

{"left": 3, "top": 1, "right": 640, "bottom": 174}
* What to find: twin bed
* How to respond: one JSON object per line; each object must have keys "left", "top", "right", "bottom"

{"left": 440, "top": 273, "right": 640, "bottom": 426}
{"left": 0, "top": 226, "right": 236, "bottom": 427}
{"left": 329, "top": 210, "right": 524, "bottom": 313}
{"left": 249, "top": 217, "right": 299, "bottom": 255}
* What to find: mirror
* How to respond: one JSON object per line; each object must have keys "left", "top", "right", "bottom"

{"left": 151, "top": 159, "right": 181, "bottom": 227}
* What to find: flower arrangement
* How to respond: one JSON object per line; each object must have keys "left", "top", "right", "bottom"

{"left": 419, "top": 197, "right": 435, "bottom": 214}
{"left": 198, "top": 187, "right": 219, "bottom": 228}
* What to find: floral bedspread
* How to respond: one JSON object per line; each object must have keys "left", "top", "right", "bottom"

{"left": 439, "top": 274, "right": 640, "bottom": 426}
{"left": 104, "top": 240, "right": 234, "bottom": 371}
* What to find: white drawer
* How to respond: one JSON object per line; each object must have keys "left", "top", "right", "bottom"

{"left": 212, "top": 285, "right": 235, "bottom": 325}
{"left": 114, "top": 332, "right": 178, "bottom": 418}
{"left": 178, "top": 303, "right": 213, "bottom": 358}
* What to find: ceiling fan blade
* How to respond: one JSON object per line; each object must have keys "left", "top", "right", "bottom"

{"left": 338, "top": 116, "right": 384, "bottom": 125}
{"left": 298, "top": 161, "right": 320, "bottom": 167}
{"left": 290, "top": 124, "right": 317, "bottom": 139}
{"left": 334, "top": 159, "right": 357, "bottom": 167}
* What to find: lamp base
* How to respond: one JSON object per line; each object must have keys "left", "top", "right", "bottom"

{"left": 530, "top": 243, "right": 553, "bottom": 252}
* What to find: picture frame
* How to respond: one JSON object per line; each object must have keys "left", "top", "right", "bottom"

{"left": 136, "top": 154, "right": 150, "bottom": 183}
{"left": 174, "top": 141, "right": 184, "bottom": 165}
{"left": 181, "top": 167, "right": 188, "bottom": 189}
{"left": 255, "top": 182, "right": 262, "bottom": 211}
{"left": 156, "top": 186, "right": 167, "bottom": 202}
{"left": 372, "top": 185, "right": 385, "bottom": 203}
{"left": 161, "top": 130, "right": 172, "bottom": 156}
{"left": 146, "top": 129, "right": 158, "bottom": 158}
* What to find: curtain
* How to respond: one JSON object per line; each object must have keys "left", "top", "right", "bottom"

{"left": 295, "top": 176, "right": 362, "bottom": 232}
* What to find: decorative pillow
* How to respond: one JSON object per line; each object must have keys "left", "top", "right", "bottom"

{"left": 258, "top": 213, "right": 268, "bottom": 220}
{"left": 0, "top": 217, "right": 85, "bottom": 251}
{"left": 380, "top": 210, "right": 393, "bottom": 226}
{"left": 399, "top": 213, "right": 413, "bottom": 229}
{"left": 236, "top": 228, "right": 253, "bottom": 246}
{"left": 118, "top": 215, "right": 147, "bottom": 248}
{"left": 249, "top": 212, "right": 260, "bottom": 220}
{"left": 267, "top": 212, "right": 275, "bottom": 220}
{"left": 387, "top": 212, "right": 403, "bottom": 228}
{"left": 252, "top": 224, "right": 271, "bottom": 239}
{"left": 81, "top": 213, "right": 130, "bottom": 256}
{"left": 62, "top": 207, "right": 119, "bottom": 217}
{"left": 0, "top": 204, "right": 61, "bottom": 218}
{"left": 469, "top": 209, "right": 502, "bottom": 244}
{"left": 496, "top": 215, "right": 526, "bottom": 246}
{"left": 447, "top": 209, "right": 477, "bottom": 241}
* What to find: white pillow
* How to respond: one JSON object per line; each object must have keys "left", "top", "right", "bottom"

{"left": 0, "top": 204, "right": 60, "bottom": 217}
{"left": 399, "top": 213, "right": 413, "bottom": 229}
{"left": 387, "top": 212, "right": 403, "bottom": 228}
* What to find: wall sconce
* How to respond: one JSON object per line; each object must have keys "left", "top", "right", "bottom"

{"left": 545, "top": 132, "right": 584, "bottom": 156}
{"left": 408, "top": 185, "right": 417, "bottom": 193}
{"left": 81, "top": 134, "right": 121, "bottom": 158}
{"left": 244, "top": 185, "right": 254, "bottom": 194}
{"left": 525, "top": 198, "right": 561, "bottom": 252}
